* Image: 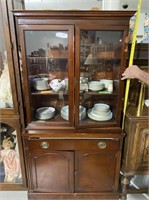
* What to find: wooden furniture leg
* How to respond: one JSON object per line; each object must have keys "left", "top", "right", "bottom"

{"left": 120, "top": 176, "right": 130, "bottom": 200}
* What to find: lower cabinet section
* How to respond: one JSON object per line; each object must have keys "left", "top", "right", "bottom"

{"left": 24, "top": 137, "right": 122, "bottom": 199}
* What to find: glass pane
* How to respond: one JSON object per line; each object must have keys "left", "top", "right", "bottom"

{"left": 0, "top": 123, "right": 22, "bottom": 183}
{"left": 24, "top": 30, "right": 69, "bottom": 122}
{"left": 79, "top": 30, "right": 123, "bottom": 126}
{"left": 0, "top": 4, "right": 13, "bottom": 108}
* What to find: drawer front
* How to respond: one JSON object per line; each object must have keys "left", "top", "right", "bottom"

{"left": 26, "top": 138, "right": 120, "bottom": 153}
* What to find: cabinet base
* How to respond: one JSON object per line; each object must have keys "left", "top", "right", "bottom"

{"left": 28, "top": 192, "right": 119, "bottom": 200}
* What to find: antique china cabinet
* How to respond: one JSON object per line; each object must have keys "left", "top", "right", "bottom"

{"left": 0, "top": 1, "right": 26, "bottom": 190}
{"left": 13, "top": 10, "right": 135, "bottom": 199}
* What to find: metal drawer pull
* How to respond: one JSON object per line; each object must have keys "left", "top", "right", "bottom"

{"left": 97, "top": 141, "right": 106, "bottom": 149}
{"left": 40, "top": 141, "right": 49, "bottom": 149}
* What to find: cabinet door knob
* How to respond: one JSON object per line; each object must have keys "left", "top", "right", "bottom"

{"left": 40, "top": 141, "right": 49, "bottom": 149}
{"left": 97, "top": 141, "right": 106, "bottom": 149}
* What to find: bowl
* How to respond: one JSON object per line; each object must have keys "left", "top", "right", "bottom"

{"left": 88, "top": 81, "right": 104, "bottom": 91}
{"left": 93, "top": 103, "right": 110, "bottom": 112}
{"left": 61, "top": 105, "right": 69, "bottom": 115}
{"left": 32, "top": 78, "right": 49, "bottom": 90}
{"left": 36, "top": 107, "right": 55, "bottom": 120}
{"left": 61, "top": 105, "right": 86, "bottom": 120}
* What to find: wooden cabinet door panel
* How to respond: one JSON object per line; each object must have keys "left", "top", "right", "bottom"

{"left": 143, "top": 132, "right": 149, "bottom": 163}
{"left": 29, "top": 150, "right": 74, "bottom": 193}
{"left": 75, "top": 151, "right": 117, "bottom": 192}
{"left": 124, "top": 122, "right": 149, "bottom": 171}
{"left": 139, "top": 129, "right": 149, "bottom": 169}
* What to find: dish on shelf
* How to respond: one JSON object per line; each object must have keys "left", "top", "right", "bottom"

{"left": 35, "top": 107, "right": 55, "bottom": 120}
{"left": 100, "top": 79, "right": 113, "bottom": 92}
{"left": 49, "top": 79, "right": 65, "bottom": 92}
{"left": 32, "top": 77, "right": 49, "bottom": 90}
{"left": 88, "top": 81, "right": 104, "bottom": 91}
{"left": 61, "top": 105, "right": 86, "bottom": 120}
{"left": 93, "top": 103, "right": 110, "bottom": 112}
{"left": 87, "top": 103, "right": 112, "bottom": 121}
{"left": 92, "top": 108, "right": 111, "bottom": 117}
{"left": 87, "top": 108, "right": 112, "bottom": 121}
{"left": 99, "top": 79, "right": 113, "bottom": 88}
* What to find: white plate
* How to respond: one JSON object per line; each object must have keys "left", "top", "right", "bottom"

{"left": 92, "top": 108, "right": 111, "bottom": 116}
{"left": 87, "top": 109, "right": 112, "bottom": 121}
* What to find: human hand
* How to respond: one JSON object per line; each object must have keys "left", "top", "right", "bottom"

{"left": 121, "top": 65, "right": 141, "bottom": 80}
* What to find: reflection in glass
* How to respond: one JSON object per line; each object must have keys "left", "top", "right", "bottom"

{"left": 0, "top": 123, "right": 22, "bottom": 183}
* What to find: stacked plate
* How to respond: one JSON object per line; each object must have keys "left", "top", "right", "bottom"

{"left": 61, "top": 105, "right": 86, "bottom": 120}
{"left": 32, "top": 78, "right": 49, "bottom": 90}
{"left": 88, "top": 81, "right": 104, "bottom": 91}
{"left": 35, "top": 107, "right": 55, "bottom": 120}
{"left": 87, "top": 103, "right": 112, "bottom": 121}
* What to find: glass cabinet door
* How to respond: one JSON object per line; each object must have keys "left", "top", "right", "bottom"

{"left": 76, "top": 26, "right": 126, "bottom": 128}
{"left": 0, "top": 123, "right": 22, "bottom": 183}
{"left": 19, "top": 25, "right": 74, "bottom": 126}
{"left": 0, "top": 5, "right": 13, "bottom": 109}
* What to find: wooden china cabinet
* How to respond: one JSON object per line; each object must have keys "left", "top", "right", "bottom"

{"left": 13, "top": 10, "right": 134, "bottom": 199}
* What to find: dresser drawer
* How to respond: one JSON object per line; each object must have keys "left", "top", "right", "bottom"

{"left": 26, "top": 138, "right": 120, "bottom": 153}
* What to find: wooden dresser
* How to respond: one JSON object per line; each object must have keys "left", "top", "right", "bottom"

{"left": 121, "top": 104, "right": 149, "bottom": 200}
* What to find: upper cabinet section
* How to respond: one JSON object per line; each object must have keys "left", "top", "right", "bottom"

{"left": 13, "top": 11, "right": 135, "bottom": 130}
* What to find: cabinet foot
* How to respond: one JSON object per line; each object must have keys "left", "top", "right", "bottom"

{"left": 120, "top": 176, "right": 130, "bottom": 200}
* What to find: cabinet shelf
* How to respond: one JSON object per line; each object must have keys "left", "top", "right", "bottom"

{"left": 31, "top": 90, "right": 68, "bottom": 95}
{"left": 87, "top": 91, "right": 116, "bottom": 95}
{"left": 28, "top": 56, "right": 68, "bottom": 60}
{"left": 33, "top": 114, "right": 115, "bottom": 124}
{"left": 31, "top": 90, "right": 117, "bottom": 96}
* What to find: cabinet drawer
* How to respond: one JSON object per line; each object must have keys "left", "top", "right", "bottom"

{"left": 27, "top": 138, "right": 120, "bottom": 153}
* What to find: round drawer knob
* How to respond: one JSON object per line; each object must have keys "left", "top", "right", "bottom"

{"left": 97, "top": 141, "right": 106, "bottom": 149}
{"left": 40, "top": 141, "right": 49, "bottom": 149}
